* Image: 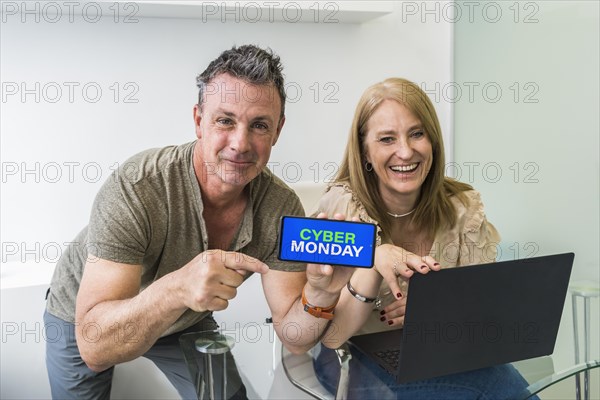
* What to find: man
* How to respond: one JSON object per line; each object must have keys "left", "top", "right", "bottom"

{"left": 44, "top": 45, "right": 351, "bottom": 399}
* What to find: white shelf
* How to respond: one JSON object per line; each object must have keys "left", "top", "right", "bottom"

{"left": 1, "top": 261, "right": 55, "bottom": 290}
{"left": 110, "top": 1, "right": 394, "bottom": 23}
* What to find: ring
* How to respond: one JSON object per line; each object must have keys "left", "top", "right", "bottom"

{"left": 392, "top": 261, "right": 400, "bottom": 277}
{"left": 375, "top": 298, "right": 382, "bottom": 309}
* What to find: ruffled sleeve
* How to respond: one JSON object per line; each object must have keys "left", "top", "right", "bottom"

{"left": 315, "top": 184, "right": 383, "bottom": 245}
{"left": 314, "top": 185, "right": 356, "bottom": 218}
{"left": 457, "top": 190, "right": 501, "bottom": 266}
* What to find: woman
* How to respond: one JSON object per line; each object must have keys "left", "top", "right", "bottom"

{"left": 313, "top": 78, "right": 535, "bottom": 399}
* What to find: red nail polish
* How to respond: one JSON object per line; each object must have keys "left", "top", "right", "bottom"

{"left": 388, "top": 320, "right": 393, "bottom": 325}
{"left": 380, "top": 310, "right": 385, "bottom": 315}
{"left": 397, "top": 292, "right": 402, "bottom": 298}
{"left": 380, "top": 316, "right": 386, "bottom": 322}
{"left": 434, "top": 263, "right": 440, "bottom": 266}
{"left": 420, "top": 265, "right": 427, "bottom": 270}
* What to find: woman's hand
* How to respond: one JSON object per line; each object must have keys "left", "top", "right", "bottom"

{"left": 305, "top": 213, "right": 356, "bottom": 297}
{"left": 379, "top": 297, "right": 406, "bottom": 327}
{"left": 374, "top": 244, "right": 440, "bottom": 299}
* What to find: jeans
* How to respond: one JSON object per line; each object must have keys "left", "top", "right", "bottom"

{"left": 314, "top": 344, "right": 540, "bottom": 400}
{"left": 44, "top": 311, "right": 247, "bottom": 400}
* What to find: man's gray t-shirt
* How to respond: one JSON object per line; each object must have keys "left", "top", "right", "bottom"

{"left": 46, "top": 141, "right": 305, "bottom": 336}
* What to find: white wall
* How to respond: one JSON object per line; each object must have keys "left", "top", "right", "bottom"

{"left": 454, "top": 1, "right": 600, "bottom": 395}
{"left": 1, "top": 2, "right": 453, "bottom": 254}
{"left": 454, "top": 0, "right": 599, "bottom": 282}
{"left": 1, "top": 2, "right": 454, "bottom": 398}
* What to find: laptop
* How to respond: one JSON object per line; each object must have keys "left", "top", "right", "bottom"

{"left": 348, "top": 252, "right": 574, "bottom": 383}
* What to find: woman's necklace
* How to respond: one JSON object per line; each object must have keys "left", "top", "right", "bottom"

{"left": 386, "top": 209, "right": 416, "bottom": 218}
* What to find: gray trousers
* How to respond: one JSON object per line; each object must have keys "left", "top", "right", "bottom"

{"left": 44, "top": 311, "right": 247, "bottom": 400}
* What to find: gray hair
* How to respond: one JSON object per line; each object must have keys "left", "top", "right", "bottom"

{"left": 196, "top": 44, "right": 286, "bottom": 120}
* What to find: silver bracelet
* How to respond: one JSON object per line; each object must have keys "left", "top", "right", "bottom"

{"left": 346, "top": 281, "right": 378, "bottom": 303}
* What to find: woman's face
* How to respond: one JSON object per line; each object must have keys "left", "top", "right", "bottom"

{"left": 363, "top": 99, "right": 433, "bottom": 206}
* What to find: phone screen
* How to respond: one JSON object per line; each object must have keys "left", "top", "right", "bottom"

{"left": 278, "top": 216, "right": 376, "bottom": 268}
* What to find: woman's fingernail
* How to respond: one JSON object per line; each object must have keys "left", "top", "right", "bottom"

{"left": 380, "top": 310, "right": 385, "bottom": 315}
{"left": 397, "top": 292, "right": 402, "bottom": 298}
{"left": 433, "top": 263, "right": 440, "bottom": 267}
{"left": 388, "top": 320, "right": 394, "bottom": 325}
{"left": 380, "top": 316, "right": 386, "bottom": 322}
{"left": 420, "top": 265, "right": 427, "bottom": 270}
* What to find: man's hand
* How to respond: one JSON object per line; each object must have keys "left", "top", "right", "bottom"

{"left": 178, "top": 250, "right": 269, "bottom": 312}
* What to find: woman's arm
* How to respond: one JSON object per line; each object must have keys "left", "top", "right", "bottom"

{"left": 320, "top": 244, "right": 438, "bottom": 348}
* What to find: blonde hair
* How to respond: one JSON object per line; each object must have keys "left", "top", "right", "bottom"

{"left": 335, "top": 78, "right": 472, "bottom": 240}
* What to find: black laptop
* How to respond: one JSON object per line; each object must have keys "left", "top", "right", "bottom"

{"left": 348, "top": 252, "right": 574, "bottom": 383}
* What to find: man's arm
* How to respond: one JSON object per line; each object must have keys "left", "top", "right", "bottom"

{"left": 75, "top": 251, "right": 268, "bottom": 372}
{"left": 75, "top": 258, "right": 184, "bottom": 371}
{"left": 261, "top": 262, "right": 355, "bottom": 354}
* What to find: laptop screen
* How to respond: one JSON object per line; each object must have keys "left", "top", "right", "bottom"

{"left": 350, "top": 253, "right": 574, "bottom": 383}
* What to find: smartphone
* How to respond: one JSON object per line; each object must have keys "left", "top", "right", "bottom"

{"left": 278, "top": 216, "right": 376, "bottom": 268}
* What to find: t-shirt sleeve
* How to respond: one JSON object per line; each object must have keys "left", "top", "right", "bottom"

{"left": 458, "top": 191, "right": 501, "bottom": 266}
{"left": 86, "top": 167, "right": 150, "bottom": 265}
{"left": 265, "top": 190, "right": 306, "bottom": 272}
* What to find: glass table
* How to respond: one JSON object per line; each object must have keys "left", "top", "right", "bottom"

{"left": 279, "top": 280, "right": 600, "bottom": 400}
{"left": 178, "top": 281, "right": 599, "bottom": 399}
{"left": 180, "top": 327, "right": 599, "bottom": 400}
{"left": 282, "top": 344, "right": 599, "bottom": 400}
{"left": 518, "top": 359, "right": 600, "bottom": 399}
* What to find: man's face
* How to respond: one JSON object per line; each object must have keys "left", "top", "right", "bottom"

{"left": 193, "top": 73, "right": 284, "bottom": 189}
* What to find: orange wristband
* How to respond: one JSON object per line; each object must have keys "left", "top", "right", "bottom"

{"left": 301, "top": 287, "right": 339, "bottom": 320}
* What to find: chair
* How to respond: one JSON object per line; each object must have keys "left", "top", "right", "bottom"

{"left": 280, "top": 341, "right": 351, "bottom": 400}
{"left": 570, "top": 280, "right": 600, "bottom": 400}
{"left": 266, "top": 316, "right": 351, "bottom": 400}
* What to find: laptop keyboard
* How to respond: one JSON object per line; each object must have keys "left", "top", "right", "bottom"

{"left": 374, "top": 349, "right": 400, "bottom": 370}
